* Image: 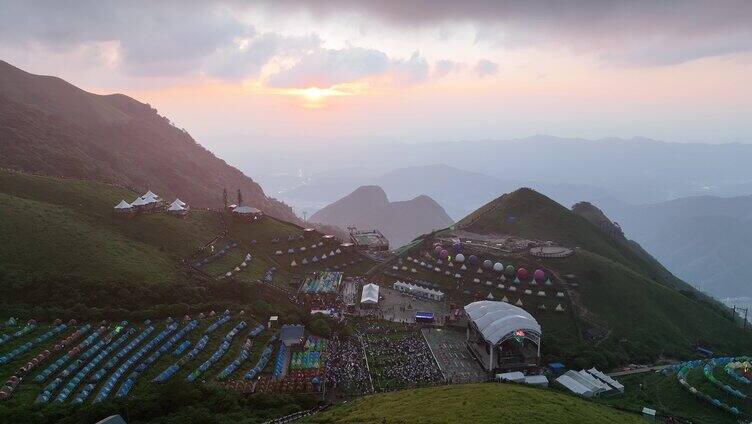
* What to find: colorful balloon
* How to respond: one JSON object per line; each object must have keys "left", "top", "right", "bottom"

{"left": 517, "top": 267, "right": 529, "bottom": 279}
{"left": 534, "top": 269, "right": 546, "bottom": 282}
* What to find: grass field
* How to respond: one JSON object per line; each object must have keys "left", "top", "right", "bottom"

{"left": 303, "top": 383, "right": 645, "bottom": 423}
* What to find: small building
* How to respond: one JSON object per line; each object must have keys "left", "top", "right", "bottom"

{"left": 232, "top": 205, "right": 263, "bottom": 221}
{"left": 360, "top": 283, "right": 380, "bottom": 307}
{"left": 349, "top": 229, "right": 389, "bottom": 251}
{"left": 280, "top": 324, "right": 305, "bottom": 347}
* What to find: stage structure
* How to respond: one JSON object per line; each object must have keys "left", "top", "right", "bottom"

{"left": 464, "top": 300, "right": 541, "bottom": 372}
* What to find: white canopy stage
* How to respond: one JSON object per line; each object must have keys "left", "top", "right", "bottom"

{"left": 360, "top": 283, "right": 380, "bottom": 305}
{"left": 464, "top": 300, "right": 542, "bottom": 372}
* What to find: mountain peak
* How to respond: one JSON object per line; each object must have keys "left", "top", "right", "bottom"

{"left": 311, "top": 185, "right": 453, "bottom": 248}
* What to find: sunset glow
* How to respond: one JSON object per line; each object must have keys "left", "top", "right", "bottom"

{"left": 2, "top": 1, "right": 750, "bottom": 145}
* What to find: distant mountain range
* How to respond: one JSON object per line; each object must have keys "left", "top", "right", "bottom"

{"left": 266, "top": 163, "right": 619, "bottom": 220}
{"left": 0, "top": 60, "right": 296, "bottom": 222}
{"left": 608, "top": 195, "right": 752, "bottom": 298}
{"left": 310, "top": 185, "right": 454, "bottom": 248}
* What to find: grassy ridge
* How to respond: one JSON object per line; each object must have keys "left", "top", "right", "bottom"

{"left": 0, "top": 169, "right": 226, "bottom": 283}
{"left": 304, "top": 383, "right": 644, "bottom": 424}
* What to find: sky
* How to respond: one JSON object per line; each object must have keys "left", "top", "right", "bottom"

{"left": 1, "top": 0, "right": 751, "bottom": 152}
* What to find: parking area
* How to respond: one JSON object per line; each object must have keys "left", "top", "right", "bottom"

{"left": 422, "top": 327, "right": 487, "bottom": 384}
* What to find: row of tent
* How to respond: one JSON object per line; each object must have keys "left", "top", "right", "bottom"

{"left": 283, "top": 240, "right": 330, "bottom": 255}
{"left": 0, "top": 324, "right": 92, "bottom": 401}
{"left": 702, "top": 359, "right": 746, "bottom": 400}
{"left": 217, "top": 325, "right": 266, "bottom": 380}
{"left": 724, "top": 358, "right": 751, "bottom": 385}
{"left": 555, "top": 368, "right": 624, "bottom": 397}
{"left": 482, "top": 293, "right": 566, "bottom": 312}
{"left": 36, "top": 325, "right": 121, "bottom": 402}
{"left": 0, "top": 324, "right": 67, "bottom": 365}
{"left": 35, "top": 326, "right": 102, "bottom": 383}
{"left": 116, "top": 319, "right": 200, "bottom": 398}
{"left": 245, "top": 335, "right": 278, "bottom": 381}
{"left": 273, "top": 343, "right": 289, "bottom": 380}
{"left": 410, "top": 253, "right": 556, "bottom": 284}
{"left": 46, "top": 326, "right": 137, "bottom": 403}
{"left": 114, "top": 191, "right": 187, "bottom": 211}
{"left": 290, "top": 249, "right": 343, "bottom": 267}
{"left": 675, "top": 358, "right": 743, "bottom": 416}
{"left": 477, "top": 282, "right": 565, "bottom": 298}
{"left": 186, "top": 321, "right": 248, "bottom": 383}
{"left": 223, "top": 253, "right": 252, "bottom": 278}
{"left": 153, "top": 313, "right": 232, "bottom": 383}
{"left": 92, "top": 322, "right": 182, "bottom": 403}
{"left": 73, "top": 325, "right": 157, "bottom": 404}
{"left": 404, "top": 256, "right": 556, "bottom": 286}
{"left": 0, "top": 321, "right": 37, "bottom": 346}
{"left": 393, "top": 281, "right": 444, "bottom": 301}
{"left": 173, "top": 339, "right": 191, "bottom": 356}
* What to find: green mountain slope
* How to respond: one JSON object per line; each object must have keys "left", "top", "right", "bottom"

{"left": 379, "top": 188, "right": 752, "bottom": 367}
{"left": 303, "top": 383, "right": 644, "bottom": 424}
{"left": 0, "top": 169, "right": 224, "bottom": 283}
{"left": 457, "top": 188, "right": 689, "bottom": 290}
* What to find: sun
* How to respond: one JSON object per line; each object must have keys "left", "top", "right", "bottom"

{"left": 265, "top": 84, "right": 362, "bottom": 108}
{"left": 302, "top": 87, "right": 327, "bottom": 102}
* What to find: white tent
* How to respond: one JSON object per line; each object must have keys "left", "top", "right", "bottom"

{"left": 496, "top": 371, "right": 525, "bottom": 383}
{"left": 130, "top": 196, "right": 150, "bottom": 207}
{"left": 114, "top": 200, "right": 132, "bottom": 210}
{"left": 555, "top": 374, "right": 594, "bottom": 398}
{"left": 587, "top": 368, "right": 624, "bottom": 393}
{"left": 360, "top": 283, "right": 380, "bottom": 304}
{"left": 167, "top": 200, "right": 185, "bottom": 212}
{"left": 524, "top": 375, "right": 549, "bottom": 387}
{"left": 143, "top": 190, "right": 158, "bottom": 200}
{"left": 174, "top": 198, "right": 187, "bottom": 207}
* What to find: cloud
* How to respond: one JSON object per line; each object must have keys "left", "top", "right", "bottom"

{"left": 267, "top": 47, "right": 390, "bottom": 88}
{"left": 0, "top": 1, "right": 254, "bottom": 77}
{"left": 205, "top": 33, "right": 320, "bottom": 80}
{"left": 268, "top": 0, "right": 752, "bottom": 65}
{"left": 267, "top": 47, "right": 430, "bottom": 88}
{"left": 473, "top": 59, "right": 498, "bottom": 77}
{"left": 392, "top": 51, "right": 429, "bottom": 84}
{"left": 433, "top": 59, "right": 464, "bottom": 77}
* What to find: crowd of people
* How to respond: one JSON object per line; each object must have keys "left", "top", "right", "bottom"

{"left": 323, "top": 335, "right": 372, "bottom": 396}
{"left": 358, "top": 321, "right": 444, "bottom": 392}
